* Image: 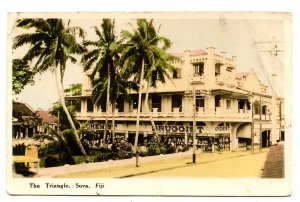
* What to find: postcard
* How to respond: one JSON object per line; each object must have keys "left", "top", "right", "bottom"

{"left": 7, "top": 12, "right": 292, "bottom": 196}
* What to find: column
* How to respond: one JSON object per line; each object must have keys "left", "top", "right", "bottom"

{"left": 230, "top": 124, "right": 238, "bottom": 151}
{"left": 25, "top": 127, "right": 29, "bottom": 139}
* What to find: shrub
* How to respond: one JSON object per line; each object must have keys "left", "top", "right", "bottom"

{"left": 166, "top": 145, "right": 176, "bottom": 154}
{"left": 115, "top": 142, "right": 133, "bottom": 160}
{"left": 12, "top": 144, "right": 26, "bottom": 155}
{"left": 139, "top": 146, "right": 148, "bottom": 157}
{"left": 61, "top": 155, "right": 75, "bottom": 165}
{"left": 44, "top": 156, "right": 61, "bottom": 167}
{"left": 99, "top": 147, "right": 111, "bottom": 153}
{"left": 182, "top": 145, "right": 189, "bottom": 152}
{"left": 94, "top": 152, "right": 112, "bottom": 162}
{"left": 159, "top": 146, "right": 167, "bottom": 154}
{"left": 148, "top": 146, "right": 161, "bottom": 156}
{"left": 38, "top": 143, "right": 47, "bottom": 156}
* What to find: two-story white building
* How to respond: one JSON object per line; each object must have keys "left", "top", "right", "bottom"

{"left": 67, "top": 47, "right": 284, "bottom": 152}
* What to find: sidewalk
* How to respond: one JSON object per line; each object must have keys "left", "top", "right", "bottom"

{"left": 261, "top": 142, "right": 284, "bottom": 178}
{"left": 42, "top": 148, "right": 270, "bottom": 178}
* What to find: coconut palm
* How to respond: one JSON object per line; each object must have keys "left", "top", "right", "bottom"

{"left": 119, "top": 19, "right": 178, "bottom": 166}
{"left": 13, "top": 18, "right": 90, "bottom": 161}
{"left": 92, "top": 72, "right": 138, "bottom": 143}
{"left": 81, "top": 19, "right": 120, "bottom": 145}
{"left": 144, "top": 53, "right": 179, "bottom": 143}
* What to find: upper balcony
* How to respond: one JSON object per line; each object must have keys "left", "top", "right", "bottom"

{"left": 77, "top": 106, "right": 252, "bottom": 121}
{"left": 253, "top": 113, "right": 271, "bottom": 121}
{"left": 191, "top": 74, "right": 205, "bottom": 84}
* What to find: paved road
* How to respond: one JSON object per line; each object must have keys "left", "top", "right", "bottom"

{"left": 55, "top": 149, "right": 269, "bottom": 178}
{"left": 261, "top": 143, "right": 284, "bottom": 178}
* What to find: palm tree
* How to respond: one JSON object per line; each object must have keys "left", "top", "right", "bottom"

{"left": 92, "top": 72, "right": 138, "bottom": 144}
{"left": 144, "top": 53, "right": 179, "bottom": 142}
{"left": 119, "top": 19, "right": 177, "bottom": 166}
{"left": 13, "top": 19, "right": 90, "bottom": 161}
{"left": 82, "top": 19, "right": 120, "bottom": 145}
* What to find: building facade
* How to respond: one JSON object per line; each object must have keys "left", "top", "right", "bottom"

{"left": 69, "top": 47, "right": 284, "bottom": 152}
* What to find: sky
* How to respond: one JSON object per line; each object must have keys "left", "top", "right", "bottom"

{"left": 10, "top": 12, "right": 291, "bottom": 110}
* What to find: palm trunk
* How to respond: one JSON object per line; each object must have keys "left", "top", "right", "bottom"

{"left": 54, "top": 66, "right": 89, "bottom": 162}
{"left": 134, "top": 58, "right": 145, "bottom": 167}
{"left": 144, "top": 82, "right": 159, "bottom": 145}
{"left": 103, "top": 67, "right": 111, "bottom": 146}
{"left": 112, "top": 102, "right": 116, "bottom": 143}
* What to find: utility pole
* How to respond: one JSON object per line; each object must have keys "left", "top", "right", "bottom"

{"left": 251, "top": 92, "right": 254, "bottom": 153}
{"left": 192, "top": 87, "right": 196, "bottom": 163}
{"left": 259, "top": 95, "right": 262, "bottom": 152}
{"left": 254, "top": 36, "right": 284, "bottom": 147}
{"left": 57, "top": 110, "right": 60, "bottom": 134}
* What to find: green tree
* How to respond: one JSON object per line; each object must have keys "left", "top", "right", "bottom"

{"left": 82, "top": 19, "right": 137, "bottom": 145}
{"left": 51, "top": 101, "right": 78, "bottom": 131}
{"left": 51, "top": 84, "right": 82, "bottom": 131}
{"left": 12, "top": 59, "right": 34, "bottom": 94}
{"left": 92, "top": 70, "right": 138, "bottom": 143}
{"left": 119, "top": 19, "right": 177, "bottom": 166}
{"left": 64, "top": 83, "right": 82, "bottom": 96}
{"left": 13, "top": 19, "right": 90, "bottom": 161}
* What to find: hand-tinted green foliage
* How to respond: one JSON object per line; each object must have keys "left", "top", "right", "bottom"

{"left": 13, "top": 18, "right": 89, "bottom": 160}
{"left": 12, "top": 59, "right": 34, "bottom": 94}
{"left": 64, "top": 83, "right": 82, "bottom": 96}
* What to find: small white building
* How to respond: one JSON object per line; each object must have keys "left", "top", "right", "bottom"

{"left": 68, "top": 47, "right": 284, "bottom": 152}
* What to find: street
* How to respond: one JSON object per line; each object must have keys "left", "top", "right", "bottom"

{"left": 54, "top": 148, "right": 270, "bottom": 178}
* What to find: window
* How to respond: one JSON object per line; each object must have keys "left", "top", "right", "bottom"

{"left": 173, "top": 68, "right": 182, "bottom": 78}
{"left": 87, "top": 98, "right": 94, "bottom": 112}
{"left": 172, "top": 94, "right": 182, "bottom": 112}
{"left": 226, "top": 99, "right": 231, "bottom": 108}
{"left": 238, "top": 100, "right": 244, "bottom": 110}
{"left": 237, "top": 100, "right": 251, "bottom": 110}
{"left": 131, "top": 94, "right": 139, "bottom": 111}
{"left": 193, "top": 63, "right": 204, "bottom": 76}
{"left": 152, "top": 94, "right": 162, "bottom": 112}
{"left": 262, "top": 105, "right": 267, "bottom": 115}
{"left": 116, "top": 97, "right": 124, "bottom": 112}
{"left": 196, "top": 96, "right": 205, "bottom": 111}
{"left": 254, "top": 101, "right": 260, "bottom": 114}
{"left": 215, "top": 63, "right": 222, "bottom": 76}
{"left": 215, "top": 95, "right": 221, "bottom": 107}
{"left": 246, "top": 100, "right": 251, "bottom": 110}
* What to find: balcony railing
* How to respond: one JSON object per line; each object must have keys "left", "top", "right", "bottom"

{"left": 191, "top": 75, "right": 205, "bottom": 84}
{"left": 253, "top": 114, "right": 271, "bottom": 121}
{"left": 77, "top": 107, "right": 252, "bottom": 119}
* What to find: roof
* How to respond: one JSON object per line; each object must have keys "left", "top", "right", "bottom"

{"left": 235, "top": 72, "right": 250, "bottom": 80}
{"left": 189, "top": 49, "right": 208, "bottom": 56}
{"left": 36, "top": 110, "right": 59, "bottom": 124}
{"left": 13, "top": 101, "right": 35, "bottom": 116}
{"left": 171, "top": 49, "right": 207, "bottom": 57}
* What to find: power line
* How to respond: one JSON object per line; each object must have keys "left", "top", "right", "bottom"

{"left": 241, "top": 13, "right": 283, "bottom": 95}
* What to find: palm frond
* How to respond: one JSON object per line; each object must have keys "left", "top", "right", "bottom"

{"left": 13, "top": 33, "right": 46, "bottom": 49}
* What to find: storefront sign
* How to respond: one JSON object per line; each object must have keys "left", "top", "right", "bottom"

{"left": 215, "top": 126, "right": 230, "bottom": 131}
{"left": 155, "top": 125, "right": 204, "bottom": 133}
{"left": 87, "top": 123, "right": 112, "bottom": 130}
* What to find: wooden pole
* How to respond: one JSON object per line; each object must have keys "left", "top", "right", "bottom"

{"left": 259, "top": 95, "right": 262, "bottom": 151}
{"left": 251, "top": 93, "right": 254, "bottom": 153}
{"left": 192, "top": 87, "right": 196, "bottom": 163}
